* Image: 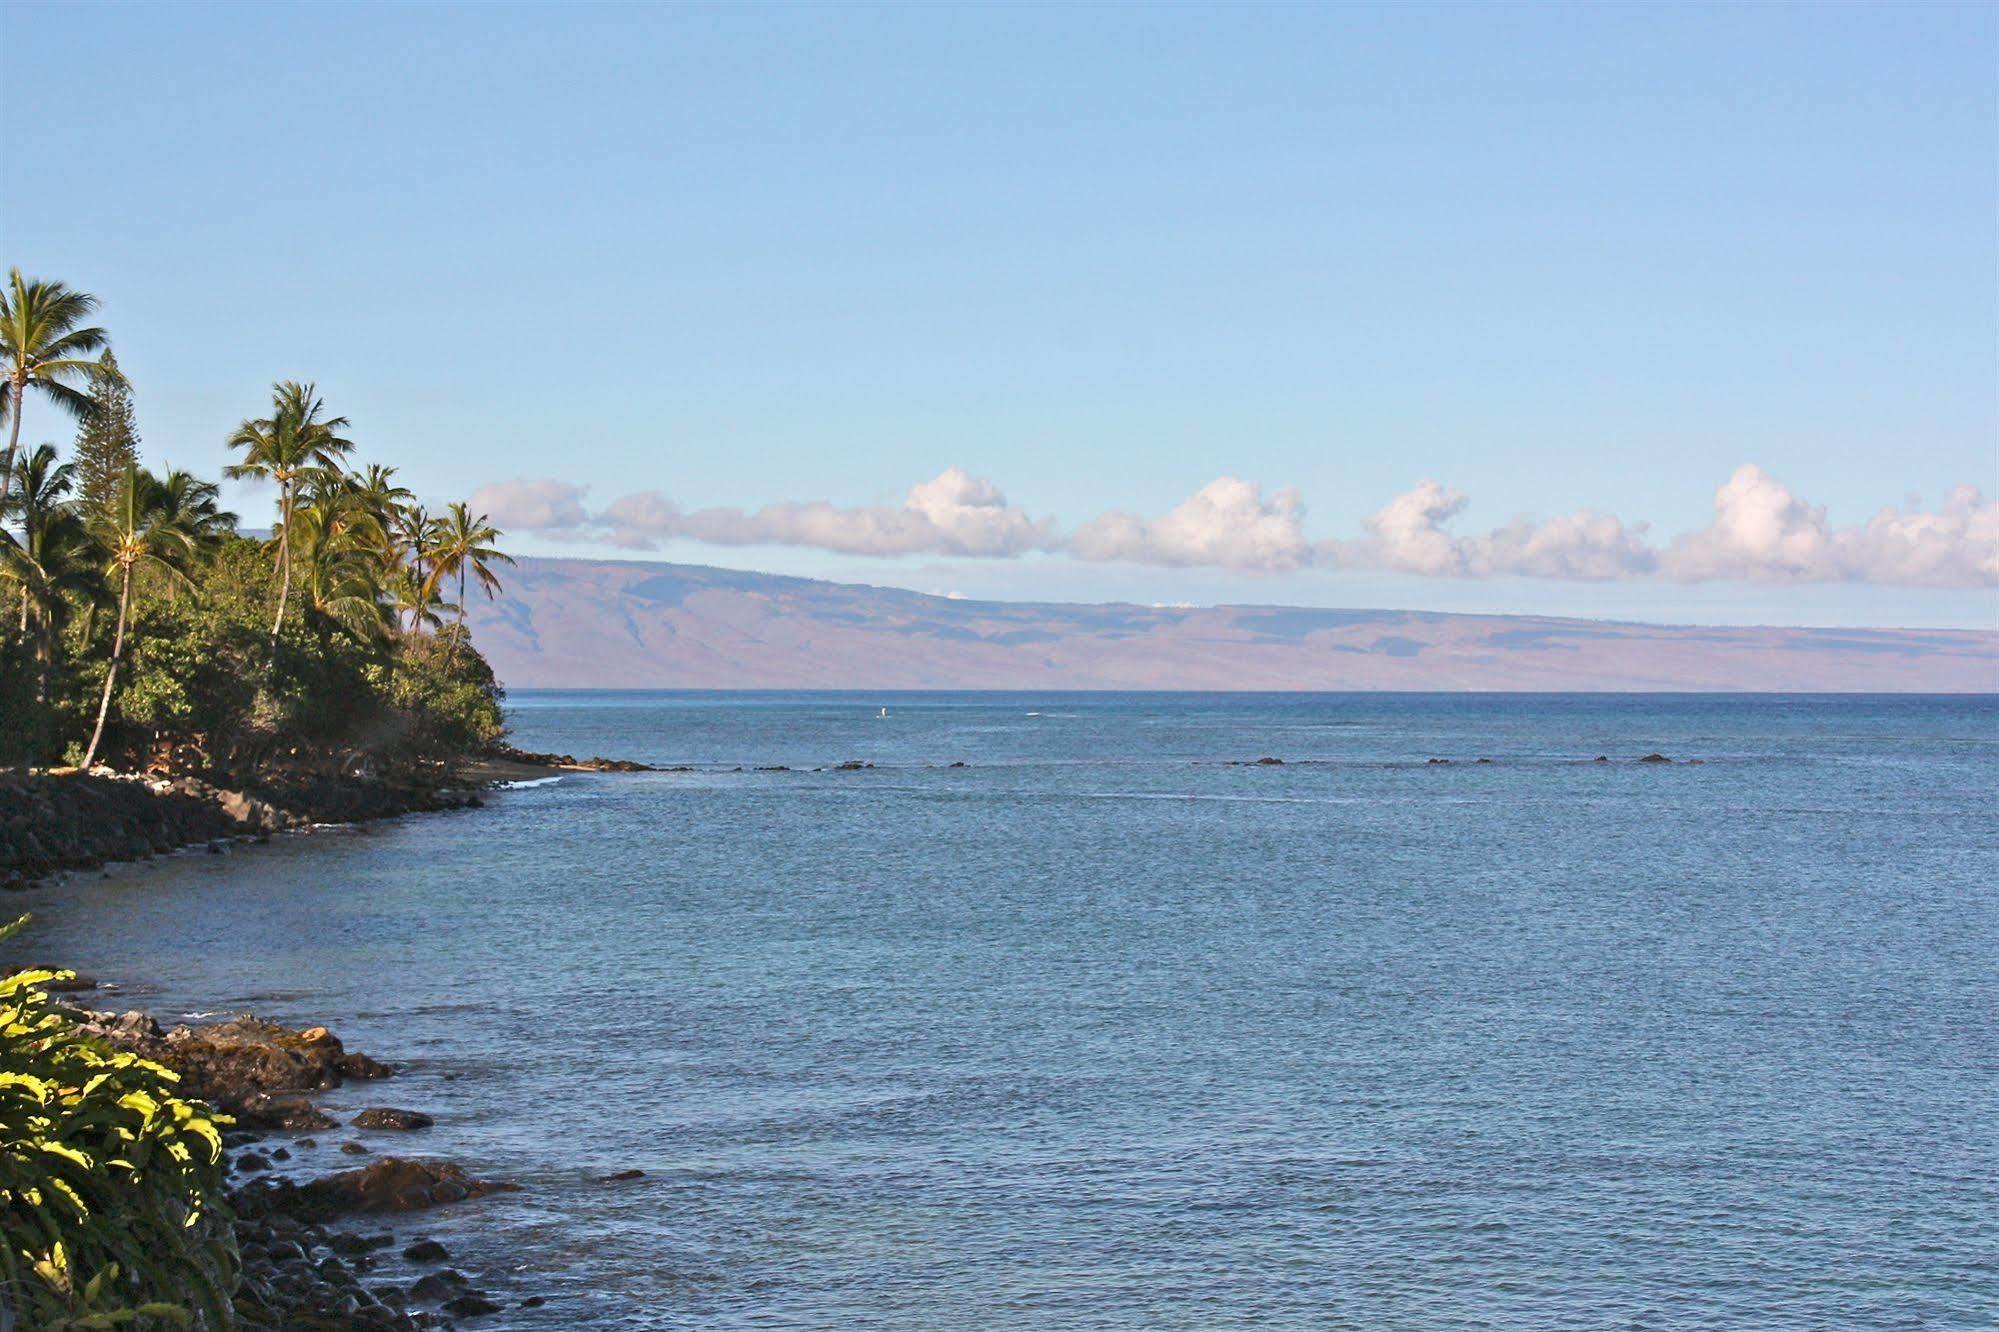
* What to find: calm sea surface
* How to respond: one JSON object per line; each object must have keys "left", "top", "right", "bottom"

{"left": 12, "top": 693, "right": 1999, "bottom": 1329}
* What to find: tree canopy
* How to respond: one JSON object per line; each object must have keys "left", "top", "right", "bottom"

{"left": 1, "top": 271, "right": 513, "bottom": 777}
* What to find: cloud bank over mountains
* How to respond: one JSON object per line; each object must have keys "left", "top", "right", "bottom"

{"left": 469, "top": 463, "right": 1998, "bottom": 588}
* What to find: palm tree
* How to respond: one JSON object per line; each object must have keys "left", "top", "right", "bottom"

{"left": 3, "top": 443, "right": 77, "bottom": 630}
{"left": 79, "top": 464, "right": 231, "bottom": 769}
{"left": 0, "top": 270, "right": 111, "bottom": 507}
{"left": 285, "top": 500, "right": 392, "bottom": 644}
{"left": 423, "top": 502, "right": 512, "bottom": 639}
{"left": 393, "top": 501, "right": 434, "bottom": 588}
{"left": 350, "top": 464, "right": 414, "bottom": 538}
{"left": 0, "top": 446, "right": 101, "bottom": 700}
{"left": 386, "top": 565, "right": 449, "bottom": 637}
{"left": 224, "top": 381, "right": 353, "bottom": 637}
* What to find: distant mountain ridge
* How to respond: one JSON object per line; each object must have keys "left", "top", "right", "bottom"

{"left": 464, "top": 557, "right": 1999, "bottom": 692}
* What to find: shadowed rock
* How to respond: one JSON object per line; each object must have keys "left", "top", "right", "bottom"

{"left": 297, "top": 1158, "right": 519, "bottom": 1216}
{"left": 353, "top": 1108, "right": 434, "bottom": 1131}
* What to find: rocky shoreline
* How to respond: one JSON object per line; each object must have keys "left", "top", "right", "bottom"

{"left": 63, "top": 1000, "right": 530, "bottom": 1327}
{"left": 2, "top": 753, "right": 613, "bottom": 1323}
{"left": 0, "top": 767, "right": 494, "bottom": 892}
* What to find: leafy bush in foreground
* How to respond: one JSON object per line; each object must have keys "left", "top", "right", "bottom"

{"left": 0, "top": 915, "right": 237, "bottom": 1329}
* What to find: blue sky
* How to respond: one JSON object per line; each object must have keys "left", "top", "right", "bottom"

{"left": 6, "top": 1, "right": 1994, "bottom": 626}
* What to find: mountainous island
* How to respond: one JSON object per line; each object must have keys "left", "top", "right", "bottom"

{"left": 467, "top": 557, "right": 1998, "bottom": 692}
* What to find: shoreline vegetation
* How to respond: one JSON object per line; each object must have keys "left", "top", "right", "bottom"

{"left": 0, "top": 267, "right": 547, "bottom": 1327}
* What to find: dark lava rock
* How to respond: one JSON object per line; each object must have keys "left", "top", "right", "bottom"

{"left": 948, "top": 761, "right": 968, "bottom": 768}
{"left": 832, "top": 759, "right": 874, "bottom": 771}
{"left": 296, "top": 1157, "right": 519, "bottom": 1215}
{"left": 1426, "top": 758, "right": 1452, "bottom": 765}
{"left": 1254, "top": 756, "right": 1284, "bottom": 766}
{"left": 403, "top": 1239, "right": 449, "bottom": 1263}
{"left": 237, "top": 1093, "right": 338, "bottom": 1131}
{"left": 0, "top": 769, "right": 478, "bottom": 892}
{"left": 409, "top": 1269, "right": 467, "bottom": 1301}
{"left": 598, "top": 1168, "right": 645, "bottom": 1182}
{"left": 340, "top": 1141, "right": 371, "bottom": 1155}
{"left": 443, "top": 1293, "right": 503, "bottom": 1318}
{"left": 78, "top": 1011, "right": 392, "bottom": 1111}
{"left": 1476, "top": 758, "right": 1494, "bottom": 764}
{"left": 1638, "top": 753, "right": 1672, "bottom": 763}
{"left": 521, "top": 1295, "right": 547, "bottom": 1309}
{"left": 340, "top": 1051, "right": 396, "bottom": 1079}
{"left": 353, "top": 1107, "right": 434, "bottom": 1130}
{"left": 1593, "top": 755, "right": 1609, "bottom": 762}
{"left": 236, "top": 1151, "right": 272, "bottom": 1173}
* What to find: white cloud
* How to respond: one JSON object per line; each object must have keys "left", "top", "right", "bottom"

{"left": 1662, "top": 464, "right": 1998, "bottom": 587}
{"left": 600, "top": 467, "right": 1055, "bottom": 558}
{"left": 1069, "top": 477, "right": 1312, "bottom": 573}
{"left": 1339, "top": 479, "right": 1472, "bottom": 576}
{"left": 467, "top": 478, "right": 590, "bottom": 533}
{"left": 1327, "top": 480, "right": 1654, "bottom": 580}
{"left": 473, "top": 461, "right": 1997, "bottom": 589}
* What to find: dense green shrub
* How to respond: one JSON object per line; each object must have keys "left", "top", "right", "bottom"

{"left": 0, "top": 916, "right": 237, "bottom": 1329}
{"left": 373, "top": 633, "right": 506, "bottom": 763}
{"left": 0, "top": 640, "right": 52, "bottom": 768}
{"left": 25, "top": 535, "right": 507, "bottom": 778}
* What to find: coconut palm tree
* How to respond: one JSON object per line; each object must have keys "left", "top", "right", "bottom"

{"left": 350, "top": 465, "right": 413, "bottom": 536}
{"left": 224, "top": 381, "right": 353, "bottom": 637}
{"left": 423, "top": 502, "right": 512, "bottom": 639}
{"left": 0, "top": 270, "right": 111, "bottom": 507}
{"left": 285, "top": 500, "right": 392, "bottom": 644}
{"left": 3, "top": 443, "right": 77, "bottom": 628}
{"left": 386, "top": 565, "right": 450, "bottom": 637}
{"left": 392, "top": 501, "right": 434, "bottom": 587}
{"left": 0, "top": 446, "right": 101, "bottom": 700}
{"left": 79, "top": 464, "right": 232, "bottom": 769}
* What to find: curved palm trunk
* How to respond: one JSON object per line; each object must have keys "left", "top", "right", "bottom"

{"left": 0, "top": 372, "right": 22, "bottom": 506}
{"left": 411, "top": 555, "right": 426, "bottom": 637}
{"left": 457, "top": 565, "right": 468, "bottom": 637}
{"left": 80, "top": 562, "right": 133, "bottom": 770}
{"left": 269, "top": 485, "right": 294, "bottom": 638}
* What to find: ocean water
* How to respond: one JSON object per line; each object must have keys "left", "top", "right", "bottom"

{"left": 10, "top": 692, "right": 1998, "bottom": 1329}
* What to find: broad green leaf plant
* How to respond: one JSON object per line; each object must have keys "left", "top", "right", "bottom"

{"left": 0, "top": 915, "right": 238, "bottom": 1329}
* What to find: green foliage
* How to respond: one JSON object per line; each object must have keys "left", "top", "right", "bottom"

{"left": 376, "top": 634, "right": 507, "bottom": 760}
{"left": 0, "top": 915, "right": 237, "bottom": 1329}
{"left": 3, "top": 352, "right": 517, "bottom": 776}
{"left": 2, "top": 268, "right": 112, "bottom": 508}
{"left": 0, "top": 636, "right": 54, "bottom": 765}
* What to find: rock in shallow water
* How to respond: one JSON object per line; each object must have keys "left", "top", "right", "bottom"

{"left": 297, "top": 1157, "right": 520, "bottom": 1215}
{"left": 409, "top": 1269, "right": 467, "bottom": 1301}
{"left": 353, "top": 1107, "right": 434, "bottom": 1130}
{"left": 444, "top": 1292, "right": 504, "bottom": 1317}
{"left": 238, "top": 1092, "right": 339, "bottom": 1131}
